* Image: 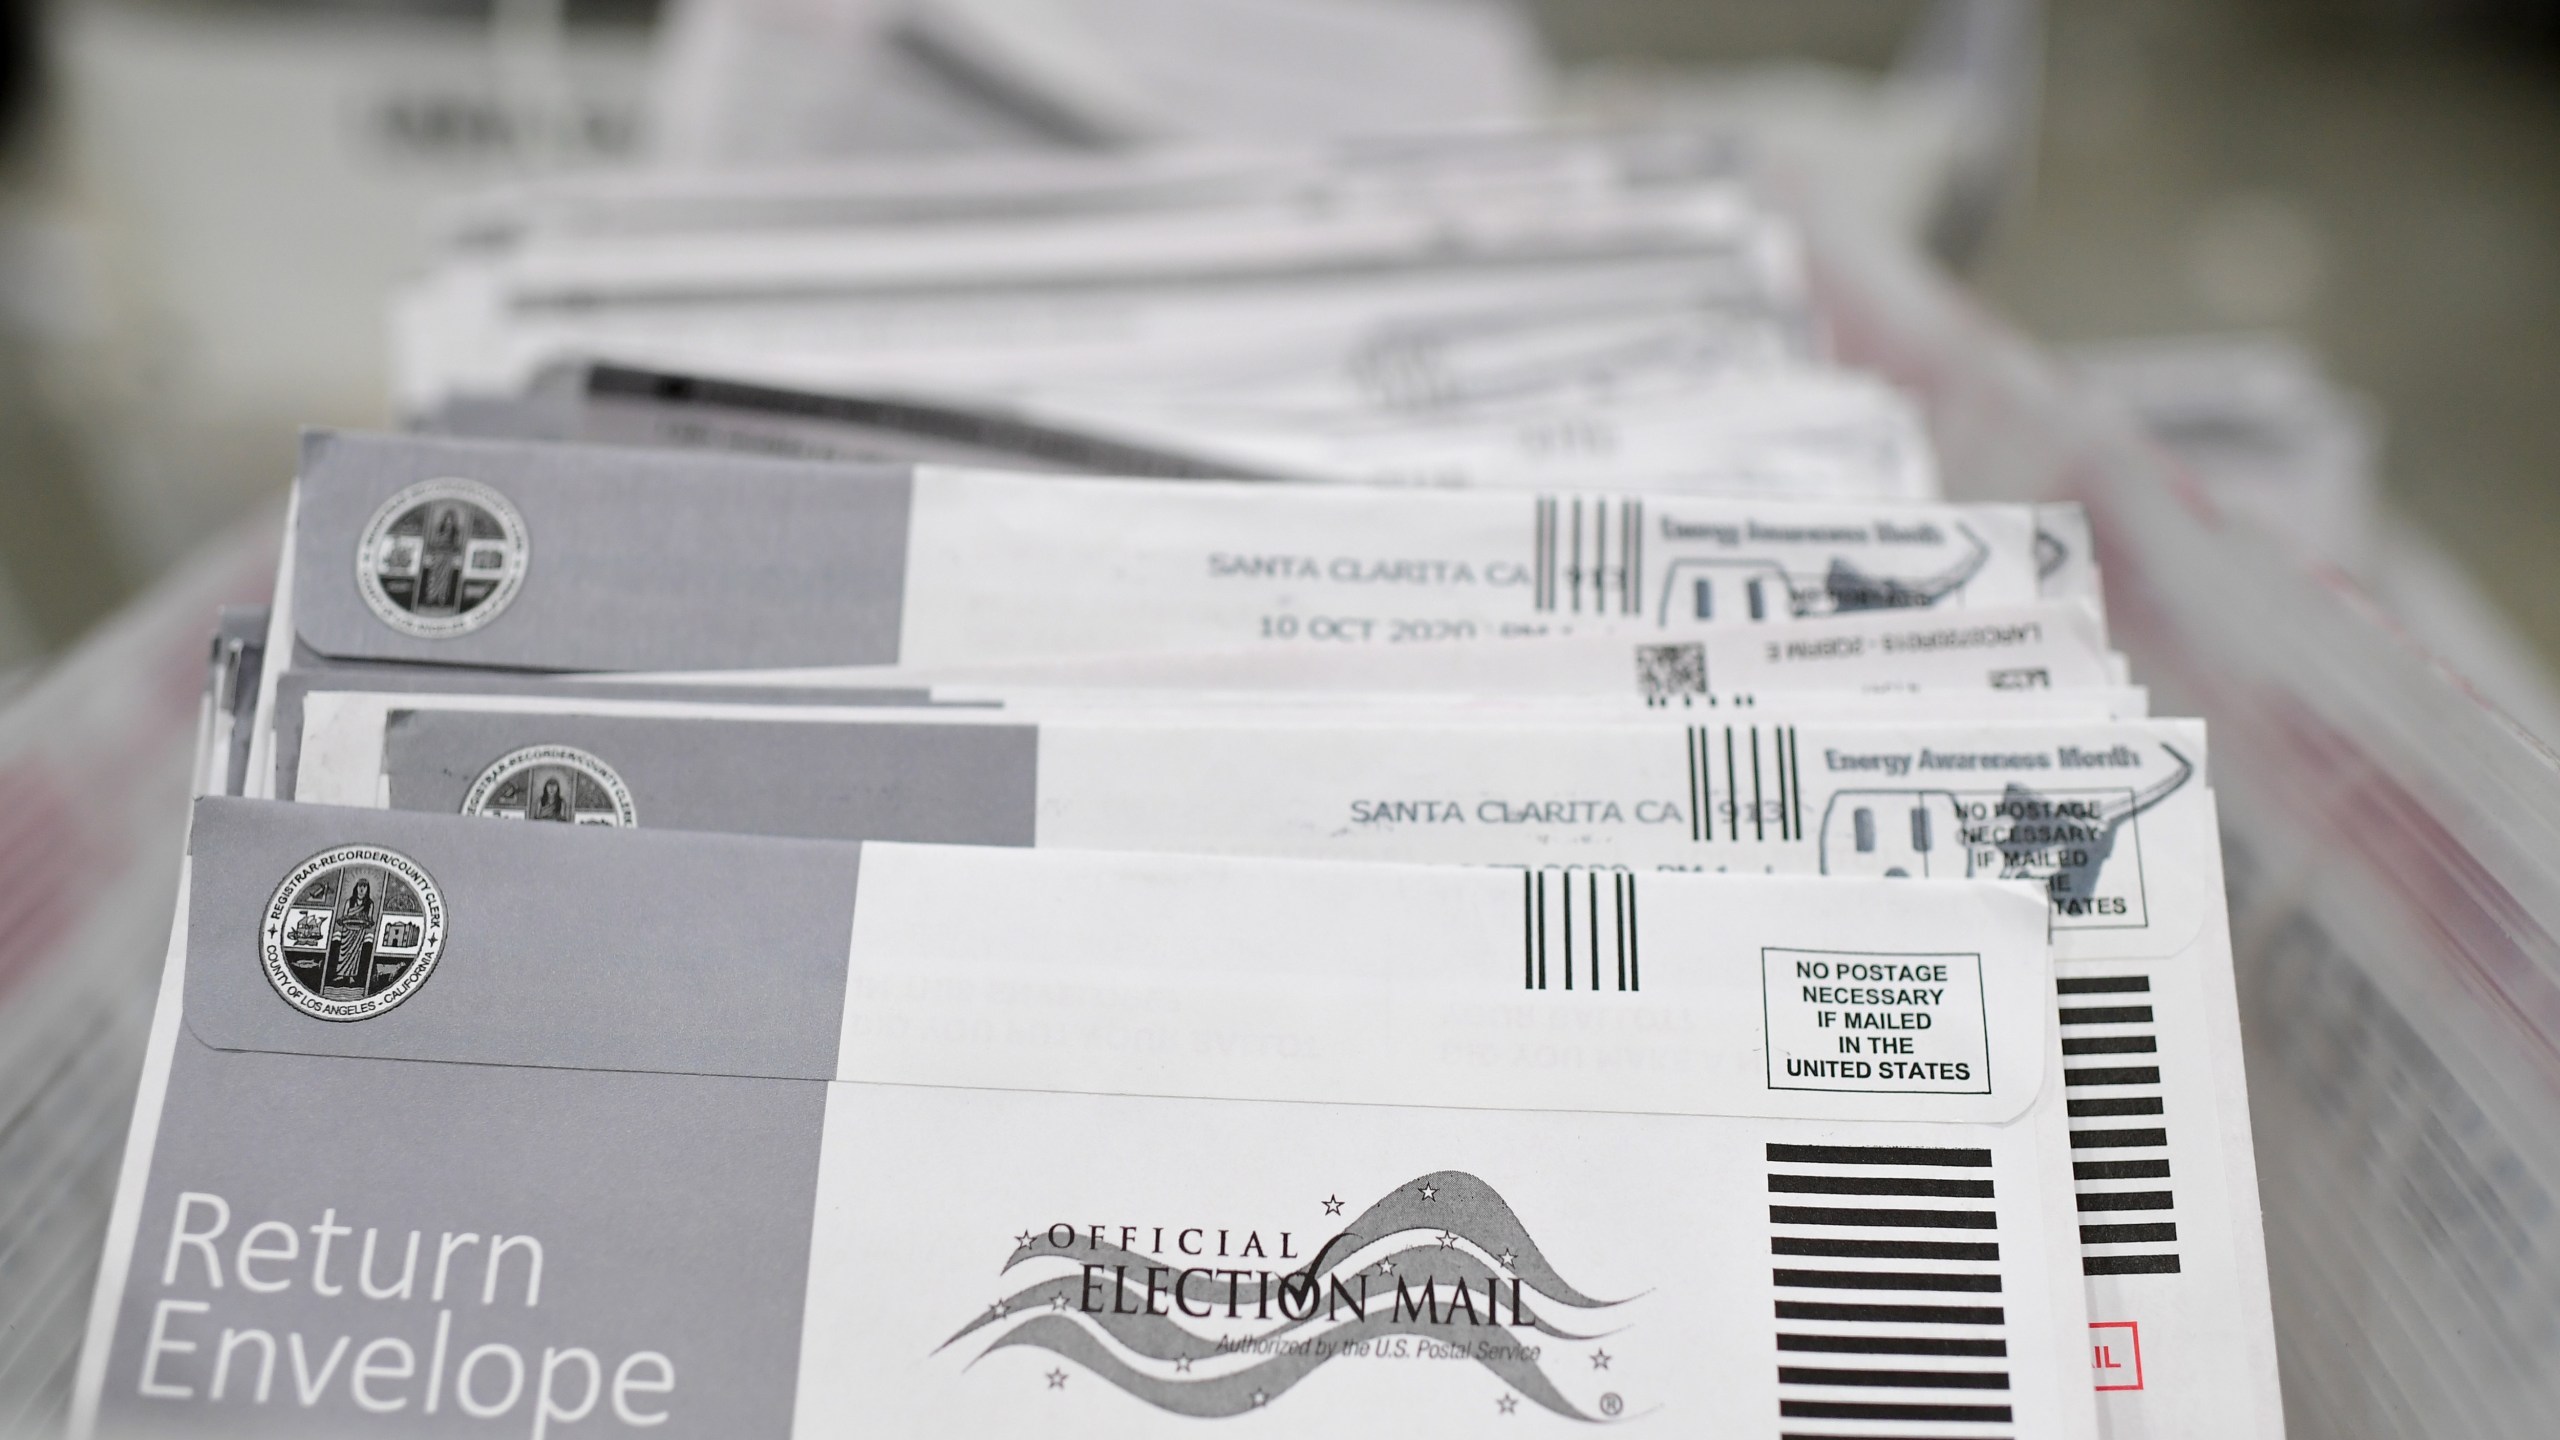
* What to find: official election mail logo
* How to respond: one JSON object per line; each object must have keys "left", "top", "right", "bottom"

{"left": 261, "top": 846, "right": 446, "bottom": 1022}
{"left": 461, "top": 745, "right": 636, "bottom": 827}
{"left": 356, "top": 478, "right": 528, "bottom": 639}
{"left": 942, "top": 1172, "right": 1636, "bottom": 1420}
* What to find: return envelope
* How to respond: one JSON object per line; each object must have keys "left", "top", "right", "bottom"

{"left": 77, "top": 800, "right": 2095, "bottom": 1440}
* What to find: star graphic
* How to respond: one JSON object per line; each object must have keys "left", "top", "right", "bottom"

{"left": 1173, "top": 1356, "right": 1194, "bottom": 1374}
{"left": 1050, "top": 1295, "right": 1069, "bottom": 1312}
{"left": 1046, "top": 1369, "right": 1069, "bottom": 1389}
{"left": 1436, "top": 1231, "right": 1459, "bottom": 1249}
{"left": 988, "top": 1299, "right": 1010, "bottom": 1319}
{"left": 1322, "top": 1194, "right": 1345, "bottom": 1216}
{"left": 1498, "top": 1250, "right": 1518, "bottom": 1269}
{"left": 1590, "top": 1349, "right": 1612, "bottom": 1371}
{"left": 1420, "top": 1183, "right": 1440, "bottom": 1201}
{"left": 1015, "top": 1230, "right": 1036, "bottom": 1249}
{"left": 1376, "top": 1258, "right": 1397, "bottom": 1276}
{"left": 1497, "top": 1393, "right": 1519, "bottom": 1415}
{"left": 1250, "top": 1389, "right": 1269, "bottom": 1408}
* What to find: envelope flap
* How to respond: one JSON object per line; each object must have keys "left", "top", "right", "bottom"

{"left": 289, "top": 430, "right": 915, "bottom": 672}
{"left": 183, "top": 798, "right": 858, "bottom": 1081}
{"left": 838, "top": 844, "right": 2063, "bottom": 1127}
{"left": 377, "top": 709, "right": 1039, "bottom": 844}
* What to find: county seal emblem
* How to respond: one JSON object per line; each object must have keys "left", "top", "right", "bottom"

{"left": 261, "top": 846, "right": 447, "bottom": 1022}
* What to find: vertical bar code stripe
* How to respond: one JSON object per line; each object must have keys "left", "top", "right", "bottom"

{"left": 1771, "top": 722, "right": 1792, "bottom": 835}
{"left": 1703, "top": 726, "right": 1715, "bottom": 842}
{"left": 1704, "top": 727, "right": 1717, "bottom": 844}
{"left": 1772, "top": 727, "right": 1789, "bottom": 842}
{"left": 1625, "top": 873, "right": 1639, "bottom": 991}
{"left": 1588, "top": 499, "right": 1600, "bottom": 616}
{"left": 1556, "top": 497, "right": 1576, "bottom": 614}
{"left": 1535, "top": 873, "right": 1547, "bottom": 989}
{"left": 1525, "top": 497, "right": 1546, "bottom": 607}
{"left": 1586, "top": 499, "right": 1600, "bottom": 615}
{"left": 1751, "top": 728, "right": 1768, "bottom": 842}
{"left": 1576, "top": 499, "right": 1597, "bottom": 617}
{"left": 1788, "top": 727, "right": 1805, "bottom": 840}
{"left": 1561, "top": 872, "right": 1575, "bottom": 990}
{"left": 1603, "top": 499, "right": 1615, "bottom": 614}
{"left": 1614, "top": 875, "right": 1627, "bottom": 990}
{"left": 1725, "top": 728, "right": 1741, "bottom": 841}
{"left": 1586, "top": 870, "right": 1601, "bottom": 992}
{"left": 1519, "top": 872, "right": 1642, "bottom": 993}
{"left": 1623, "top": 501, "right": 1640, "bottom": 615}
{"left": 1534, "top": 498, "right": 1546, "bottom": 613}
{"left": 1687, "top": 728, "right": 1705, "bottom": 843}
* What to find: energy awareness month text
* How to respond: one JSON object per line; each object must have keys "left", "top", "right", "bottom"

{"left": 1205, "top": 517, "right": 1960, "bottom": 588}
{"left": 1342, "top": 742, "right": 2151, "bottom": 856}
{"left": 132, "top": 1193, "right": 673, "bottom": 1435}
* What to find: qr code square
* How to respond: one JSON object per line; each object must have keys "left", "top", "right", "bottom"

{"left": 1635, "top": 643, "right": 1708, "bottom": 701}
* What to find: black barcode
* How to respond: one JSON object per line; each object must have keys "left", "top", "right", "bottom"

{"left": 1532, "top": 496, "right": 1642, "bottom": 616}
{"left": 1767, "top": 1142, "right": 2016, "bottom": 1435}
{"left": 1684, "top": 725, "right": 1806, "bottom": 844}
{"left": 2059, "top": 973, "right": 2181, "bottom": 1276}
{"left": 1520, "top": 869, "right": 1638, "bottom": 991}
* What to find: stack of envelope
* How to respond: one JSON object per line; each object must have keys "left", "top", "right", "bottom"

{"left": 75, "top": 136, "right": 2283, "bottom": 1440}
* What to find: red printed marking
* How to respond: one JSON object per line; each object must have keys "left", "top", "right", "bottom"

{"left": 2091, "top": 1320, "right": 2144, "bottom": 1392}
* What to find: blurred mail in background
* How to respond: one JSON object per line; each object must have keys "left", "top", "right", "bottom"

{"left": 0, "top": 0, "right": 2549, "bottom": 685}
{"left": 0, "top": 4, "right": 2558, "bottom": 1440}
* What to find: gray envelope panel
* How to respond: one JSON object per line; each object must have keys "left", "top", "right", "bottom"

{"left": 269, "top": 664, "right": 947, "bottom": 801}
{"left": 291, "top": 431, "right": 915, "bottom": 672}
{"left": 184, "top": 799, "right": 857, "bottom": 1080}
{"left": 97, "top": 1042, "right": 822, "bottom": 1439}
{"left": 96, "top": 799, "right": 860, "bottom": 1437}
{"left": 380, "top": 710, "right": 1040, "bottom": 846}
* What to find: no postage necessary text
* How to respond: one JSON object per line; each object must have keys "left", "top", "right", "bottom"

{"left": 1765, "top": 951, "right": 1991, "bottom": 1092}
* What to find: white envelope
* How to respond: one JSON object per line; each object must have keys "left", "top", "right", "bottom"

{"left": 244, "top": 431, "right": 2085, "bottom": 795}
{"left": 271, "top": 589, "right": 2135, "bottom": 805}
{"left": 280, "top": 432, "right": 2062, "bottom": 680}
{"left": 526, "top": 357, "right": 1942, "bottom": 502}
{"left": 398, "top": 187, "right": 1793, "bottom": 412}
{"left": 292, "top": 702, "right": 2280, "bottom": 1438}
{"left": 77, "top": 801, "right": 2098, "bottom": 1439}
{"left": 445, "top": 131, "right": 1750, "bottom": 250}
{"left": 612, "top": 598, "right": 2125, "bottom": 696}
{"left": 274, "top": 677, "right": 2149, "bottom": 810}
